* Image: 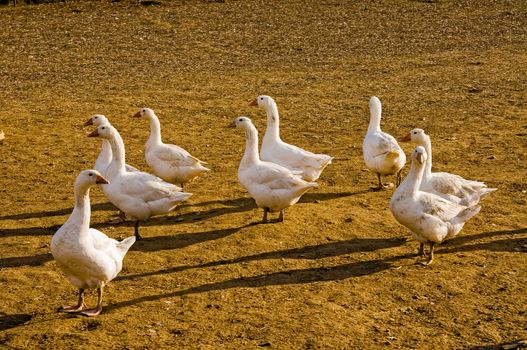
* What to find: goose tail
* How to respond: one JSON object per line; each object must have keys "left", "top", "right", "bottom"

{"left": 117, "top": 236, "right": 136, "bottom": 256}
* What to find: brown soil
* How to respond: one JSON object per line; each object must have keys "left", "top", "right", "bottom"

{"left": 1, "top": 0, "right": 526, "bottom": 349}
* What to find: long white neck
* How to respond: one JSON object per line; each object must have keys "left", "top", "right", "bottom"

{"left": 241, "top": 124, "right": 260, "bottom": 167}
{"left": 422, "top": 135, "right": 433, "bottom": 177}
{"left": 146, "top": 114, "right": 163, "bottom": 148}
{"left": 402, "top": 157, "right": 425, "bottom": 197}
{"left": 66, "top": 182, "right": 91, "bottom": 233}
{"left": 94, "top": 140, "right": 112, "bottom": 174}
{"left": 367, "top": 99, "right": 382, "bottom": 134}
{"left": 107, "top": 131, "right": 127, "bottom": 176}
{"left": 367, "top": 113, "right": 381, "bottom": 134}
{"left": 263, "top": 100, "right": 281, "bottom": 141}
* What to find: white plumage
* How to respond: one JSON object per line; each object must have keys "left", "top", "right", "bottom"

{"left": 400, "top": 128, "right": 496, "bottom": 206}
{"left": 250, "top": 95, "right": 332, "bottom": 182}
{"left": 362, "top": 96, "right": 406, "bottom": 189}
{"left": 234, "top": 116, "right": 317, "bottom": 223}
{"left": 88, "top": 124, "right": 191, "bottom": 239}
{"left": 133, "top": 108, "right": 210, "bottom": 188}
{"left": 50, "top": 169, "right": 136, "bottom": 316}
{"left": 84, "top": 115, "right": 139, "bottom": 176}
{"left": 390, "top": 146, "right": 481, "bottom": 265}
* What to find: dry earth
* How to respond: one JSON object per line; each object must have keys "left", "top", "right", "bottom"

{"left": 0, "top": 0, "right": 526, "bottom": 349}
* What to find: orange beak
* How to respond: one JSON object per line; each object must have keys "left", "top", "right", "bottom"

{"left": 95, "top": 174, "right": 109, "bottom": 184}
{"left": 88, "top": 129, "right": 99, "bottom": 137}
{"left": 132, "top": 111, "right": 142, "bottom": 118}
{"left": 249, "top": 98, "right": 258, "bottom": 106}
{"left": 399, "top": 133, "right": 411, "bottom": 142}
{"left": 84, "top": 118, "right": 93, "bottom": 126}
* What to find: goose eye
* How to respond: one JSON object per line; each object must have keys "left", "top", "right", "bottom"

{"left": 260, "top": 97, "right": 264, "bottom": 100}
{"left": 101, "top": 127, "right": 105, "bottom": 129}
{"left": 88, "top": 173, "right": 93, "bottom": 177}
{"left": 94, "top": 116, "right": 98, "bottom": 119}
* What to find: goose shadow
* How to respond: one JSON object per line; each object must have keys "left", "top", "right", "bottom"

{"left": 0, "top": 202, "right": 116, "bottom": 221}
{"left": 117, "top": 236, "right": 407, "bottom": 281}
{"left": 299, "top": 190, "right": 370, "bottom": 203}
{"left": 107, "top": 254, "right": 404, "bottom": 313}
{"left": 0, "top": 198, "right": 256, "bottom": 238}
{"left": 0, "top": 253, "right": 53, "bottom": 269}
{"left": 437, "top": 228, "right": 527, "bottom": 254}
{"left": 0, "top": 225, "right": 249, "bottom": 269}
{"left": 129, "top": 224, "right": 249, "bottom": 253}
{"left": 0, "top": 197, "right": 252, "bottom": 223}
{"left": 0, "top": 313, "right": 32, "bottom": 331}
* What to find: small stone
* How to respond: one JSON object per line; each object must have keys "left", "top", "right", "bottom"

{"left": 487, "top": 155, "right": 496, "bottom": 159}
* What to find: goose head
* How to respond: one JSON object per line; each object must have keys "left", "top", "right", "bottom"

{"left": 133, "top": 107, "right": 156, "bottom": 119}
{"left": 412, "top": 146, "right": 428, "bottom": 165}
{"left": 84, "top": 114, "right": 109, "bottom": 127}
{"left": 88, "top": 124, "right": 116, "bottom": 139}
{"left": 232, "top": 116, "right": 253, "bottom": 129}
{"left": 400, "top": 128, "right": 427, "bottom": 144}
{"left": 76, "top": 169, "right": 109, "bottom": 188}
{"left": 249, "top": 95, "right": 275, "bottom": 109}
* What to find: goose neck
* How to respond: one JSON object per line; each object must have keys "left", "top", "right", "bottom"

{"left": 367, "top": 115, "right": 381, "bottom": 134}
{"left": 147, "top": 114, "right": 163, "bottom": 147}
{"left": 264, "top": 102, "right": 281, "bottom": 140}
{"left": 406, "top": 158, "right": 425, "bottom": 196}
{"left": 422, "top": 136, "right": 433, "bottom": 177}
{"left": 107, "top": 132, "right": 127, "bottom": 175}
{"left": 241, "top": 124, "right": 260, "bottom": 166}
{"left": 95, "top": 140, "right": 112, "bottom": 171}
{"left": 70, "top": 184, "right": 91, "bottom": 231}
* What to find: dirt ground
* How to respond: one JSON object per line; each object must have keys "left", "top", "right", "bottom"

{"left": 0, "top": 0, "right": 526, "bottom": 348}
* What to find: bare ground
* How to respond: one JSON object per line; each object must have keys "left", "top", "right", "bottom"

{"left": 0, "top": 0, "right": 526, "bottom": 349}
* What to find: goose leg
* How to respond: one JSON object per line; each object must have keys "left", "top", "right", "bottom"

{"left": 278, "top": 210, "right": 284, "bottom": 222}
{"left": 417, "top": 243, "right": 425, "bottom": 257}
{"left": 180, "top": 183, "right": 184, "bottom": 190}
{"left": 262, "top": 208, "right": 269, "bottom": 223}
{"left": 61, "top": 288, "right": 85, "bottom": 313}
{"left": 81, "top": 286, "right": 103, "bottom": 317}
{"left": 376, "top": 173, "right": 383, "bottom": 190}
{"left": 134, "top": 221, "right": 142, "bottom": 240}
{"left": 396, "top": 169, "right": 403, "bottom": 186}
{"left": 420, "top": 242, "right": 435, "bottom": 266}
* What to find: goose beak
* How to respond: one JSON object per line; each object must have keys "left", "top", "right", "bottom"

{"left": 399, "top": 133, "right": 411, "bottom": 142}
{"left": 227, "top": 121, "right": 236, "bottom": 128}
{"left": 249, "top": 98, "right": 258, "bottom": 106}
{"left": 95, "top": 174, "right": 109, "bottom": 184}
{"left": 132, "top": 111, "right": 142, "bottom": 118}
{"left": 88, "top": 129, "right": 99, "bottom": 137}
{"left": 84, "top": 118, "right": 94, "bottom": 126}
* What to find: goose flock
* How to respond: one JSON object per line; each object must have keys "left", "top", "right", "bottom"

{"left": 51, "top": 95, "right": 496, "bottom": 316}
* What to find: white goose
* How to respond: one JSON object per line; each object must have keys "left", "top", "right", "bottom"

{"left": 133, "top": 108, "right": 210, "bottom": 189}
{"left": 84, "top": 115, "right": 139, "bottom": 176}
{"left": 50, "top": 169, "right": 136, "bottom": 316}
{"left": 390, "top": 146, "right": 481, "bottom": 265}
{"left": 363, "top": 96, "right": 406, "bottom": 189}
{"left": 233, "top": 116, "right": 317, "bottom": 222}
{"left": 250, "top": 95, "right": 333, "bottom": 182}
{"left": 400, "top": 128, "right": 496, "bottom": 206}
{"left": 88, "top": 124, "right": 192, "bottom": 239}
